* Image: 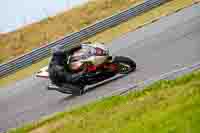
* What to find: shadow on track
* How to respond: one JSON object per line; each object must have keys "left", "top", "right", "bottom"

{"left": 58, "top": 74, "right": 128, "bottom": 103}
{"left": 84, "top": 74, "right": 127, "bottom": 93}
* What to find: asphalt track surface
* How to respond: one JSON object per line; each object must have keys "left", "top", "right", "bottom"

{"left": 0, "top": 3, "right": 200, "bottom": 132}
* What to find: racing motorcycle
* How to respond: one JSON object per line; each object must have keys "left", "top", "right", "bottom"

{"left": 36, "top": 42, "right": 136, "bottom": 96}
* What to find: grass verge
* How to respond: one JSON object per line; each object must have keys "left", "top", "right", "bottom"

{"left": 0, "top": 0, "right": 143, "bottom": 63}
{"left": 0, "top": 0, "right": 195, "bottom": 87}
{"left": 0, "top": 58, "right": 49, "bottom": 87}
{"left": 8, "top": 70, "right": 200, "bottom": 133}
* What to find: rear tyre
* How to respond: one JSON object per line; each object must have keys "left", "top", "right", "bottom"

{"left": 113, "top": 56, "right": 136, "bottom": 74}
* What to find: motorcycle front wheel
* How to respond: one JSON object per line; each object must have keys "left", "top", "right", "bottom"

{"left": 113, "top": 56, "right": 136, "bottom": 74}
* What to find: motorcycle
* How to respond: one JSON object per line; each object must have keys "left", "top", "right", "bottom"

{"left": 36, "top": 42, "right": 136, "bottom": 96}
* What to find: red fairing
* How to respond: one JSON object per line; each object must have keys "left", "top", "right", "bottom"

{"left": 103, "top": 63, "right": 118, "bottom": 73}
{"left": 87, "top": 65, "right": 97, "bottom": 72}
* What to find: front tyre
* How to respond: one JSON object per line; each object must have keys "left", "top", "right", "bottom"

{"left": 113, "top": 56, "right": 136, "bottom": 74}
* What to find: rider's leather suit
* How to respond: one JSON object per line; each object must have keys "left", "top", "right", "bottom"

{"left": 48, "top": 45, "right": 84, "bottom": 85}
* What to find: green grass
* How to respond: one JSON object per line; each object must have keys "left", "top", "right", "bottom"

{"left": 8, "top": 70, "right": 200, "bottom": 133}
{"left": 0, "top": 0, "right": 194, "bottom": 87}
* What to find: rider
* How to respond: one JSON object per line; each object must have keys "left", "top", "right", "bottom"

{"left": 48, "top": 44, "right": 86, "bottom": 85}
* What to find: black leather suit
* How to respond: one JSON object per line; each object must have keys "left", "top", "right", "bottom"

{"left": 48, "top": 45, "right": 83, "bottom": 85}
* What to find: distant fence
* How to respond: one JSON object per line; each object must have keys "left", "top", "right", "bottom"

{"left": 0, "top": 0, "right": 168, "bottom": 78}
